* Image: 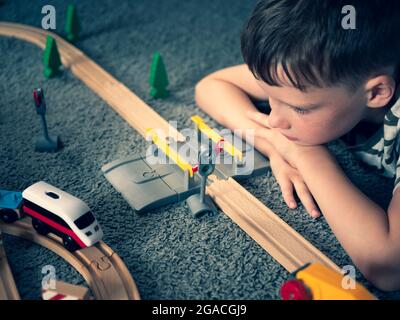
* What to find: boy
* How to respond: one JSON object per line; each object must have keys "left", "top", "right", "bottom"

{"left": 195, "top": 0, "right": 400, "bottom": 291}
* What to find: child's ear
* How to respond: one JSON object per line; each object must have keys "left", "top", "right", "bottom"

{"left": 365, "top": 75, "right": 396, "bottom": 109}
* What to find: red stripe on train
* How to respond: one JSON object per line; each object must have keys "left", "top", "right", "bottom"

{"left": 22, "top": 205, "right": 87, "bottom": 249}
{"left": 49, "top": 293, "right": 67, "bottom": 300}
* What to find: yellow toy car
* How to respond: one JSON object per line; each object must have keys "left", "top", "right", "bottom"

{"left": 280, "top": 263, "right": 376, "bottom": 300}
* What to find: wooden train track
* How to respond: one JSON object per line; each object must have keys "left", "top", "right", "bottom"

{"left": 0, "top": 22, "right": 184, "bottom": 142}
{"left": 0, "top": 232, "right": 20, "bottom": 300}
{"left": 0, "top": 22, "right": 339, "bottom": 277}
{"left": 208, "top": 176, "right": 340, "bottom": 272}
{"left": 0, "top": 218, "right": 140, "bottom": 300}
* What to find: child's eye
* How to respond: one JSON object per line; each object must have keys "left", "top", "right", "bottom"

{"left": 291, "top": 106, "right": 309, "bottom": 115}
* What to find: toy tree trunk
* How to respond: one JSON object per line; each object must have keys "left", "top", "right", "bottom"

{"left": 149, "top": 52, "right": 169, "bottom": 99}
{"left": 43, "top": 36, "right": 62, "bottom": 78}
{"left": 65, "top": 4, "right": 81, "bottom": 42}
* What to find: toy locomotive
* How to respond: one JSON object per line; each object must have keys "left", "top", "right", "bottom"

{"left": 0, "top": 181, "right": 103, "bottom": 251}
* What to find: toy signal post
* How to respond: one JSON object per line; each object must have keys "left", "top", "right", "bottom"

{"left": 33, "top": 88, "right": 62, "bottom": 152}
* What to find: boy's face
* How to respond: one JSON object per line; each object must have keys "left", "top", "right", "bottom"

{"left": 256, "top": 77, "right": 368, "bottom": 146}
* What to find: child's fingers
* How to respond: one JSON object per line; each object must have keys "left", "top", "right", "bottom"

{"left": 253, "top": 128, "right": 270, "bottom": 140}
{"left": 292, "top": 180, "right": 321, "bottom": 219}
{"left": 253, "top": 128, "right": 278, "bottom": 145}
{"left": 276, "top": 175, "right": 298, "bottom": 209}
{"left": 246, "top": 110, "right": 271, "bottom": 128}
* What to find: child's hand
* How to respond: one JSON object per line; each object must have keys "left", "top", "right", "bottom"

{"left": 269, "top": 153, "right": 321, "bottom": 219}
{"left": 246, "top": 110, "right": 316, "bottom": 168}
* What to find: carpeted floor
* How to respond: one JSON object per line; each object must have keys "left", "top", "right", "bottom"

{"left": 0, "top": 0, "right": 398, "bottom": 300}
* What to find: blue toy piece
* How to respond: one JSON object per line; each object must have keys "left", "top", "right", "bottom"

{"left": 0, "top": 189, "right": 22, "bottom": 210}
{"left": 0, "top": 189, "right": 23, "bottom": 223}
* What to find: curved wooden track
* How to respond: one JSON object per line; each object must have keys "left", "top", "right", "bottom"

{"left": 0, "top": 21, "right": 339, "bottom": 285}
{"left": 0, "top": 22, "right": 184, "bottom": 142}
{"left": 0, "top": 232, "right": 20, "bottom": 300}
{"left": 0, "top": 218, "right": 140, "bottom": 300}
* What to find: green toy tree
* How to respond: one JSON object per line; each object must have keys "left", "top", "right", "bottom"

{"left": 65, "top": 4, "right": 81, "bottom": 42}
{"left": 149, "top": 52, "right": 169, "bottom": 99}
{"left": 43, "top": 35, "right": 62, "bottom": 78}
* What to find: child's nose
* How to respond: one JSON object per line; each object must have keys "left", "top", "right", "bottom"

{"left": 268, "top": 108, "right": 290, "bottom": 130}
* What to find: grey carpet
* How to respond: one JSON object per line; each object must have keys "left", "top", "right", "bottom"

{"left": 0, "top": 0, "right": 398, "bottom": 300}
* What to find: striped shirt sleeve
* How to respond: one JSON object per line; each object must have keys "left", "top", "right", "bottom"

{"left": 393, "top": 144, "right": 400, "bottom": 195}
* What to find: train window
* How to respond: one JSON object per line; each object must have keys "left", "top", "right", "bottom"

{"left": 45, "top": 191, "right": 59, "bottom": 199}
{"left": 74, "top": 211, "right": 95, "bottom": 230}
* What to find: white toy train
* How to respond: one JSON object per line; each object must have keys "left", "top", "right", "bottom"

{"left": 0, "top": 181, "right": 103, "bottom": 251}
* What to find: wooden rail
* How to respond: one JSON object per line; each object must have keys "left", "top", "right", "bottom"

{"left": 0, "top": 22, "right": 339, "bottom": 276}
{"left": 208, "top": 176, "right": 340, "bottom": 272}
{"left": 0, "top": 232, "right": 20, "bottom": 300}
{"left": 0, "top": 22, "right": 184, "bottom": 143}
{"left": 0, "top": 218, "right": 140, "bottom": 300}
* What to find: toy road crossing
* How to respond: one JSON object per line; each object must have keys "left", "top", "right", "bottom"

{"left": 0, "top": 22, "right": 339, "bottom": 277}
{"left": 0, "top": 218, "right": 140, "bottom": 300}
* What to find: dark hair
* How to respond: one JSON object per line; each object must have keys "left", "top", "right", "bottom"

{"left": 241, "top": 0, "right": 400, "bottom": 92}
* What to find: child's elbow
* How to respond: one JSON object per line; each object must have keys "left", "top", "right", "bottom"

{"left": 364, "top": 271, "right": 400, "bottom": 292}
{"left": 194, "top": 76, "right": 211, "bottom": 109}
{"left": 357, "top": 257, "right": 400, "bottom": 292}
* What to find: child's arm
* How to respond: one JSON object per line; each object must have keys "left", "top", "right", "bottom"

{"left": 195, "top": 64, "right": 268, "bottom": 125}
{"left": 195, "top": 64, "right": 275, "bottom": 157}
{"left": 195, "top": 64, "right": 322, "bottom": 217}
{"left": 294, "top": 146, "right": 400, "bottom": 291}
{"left": 247, "top": 112, "right": 400, "bottom": 290}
